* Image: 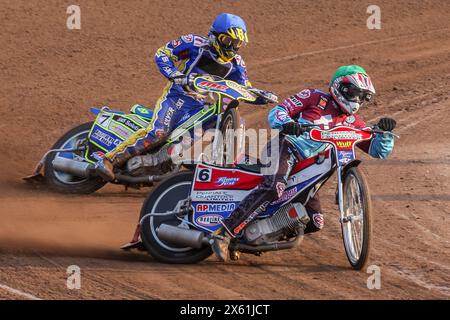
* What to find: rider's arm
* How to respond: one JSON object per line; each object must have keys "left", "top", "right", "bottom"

{"left": 355, "top": 115, "right": 395, "bottom": 159}
{"left": 268, "top": 105, "right": 296, "bottom": 129}
{"left": 227, "top": 55, "right": 252, "bottom": 87}
{"left": 367, "top": 133, "right": 395, "bottom": 159}
{"left": 268, "top": 89, "right": 317, "bottom": 128}
{"left": 227, "top": 55, "right": 268, "bottom": 105}
{"left": 154, "top": 34, "right": 199, "bottom": 78}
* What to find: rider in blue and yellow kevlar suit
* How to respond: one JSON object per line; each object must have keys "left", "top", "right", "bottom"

{"left": 96, "top": 13, "right": 275, "bottom": 180}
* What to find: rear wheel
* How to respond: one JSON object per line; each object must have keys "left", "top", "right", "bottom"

{"left": 139, "top": 171, "right": 212, "bottom": 264}
{"left": 44, "top": 122, "right": 106, "bottom": 194}
{"left": 341, "top": 167, "right": 372, "bottom": 270}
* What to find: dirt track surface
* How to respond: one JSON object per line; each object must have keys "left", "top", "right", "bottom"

{"left": 1, "top": 0, "right": 449, "bottom": 299}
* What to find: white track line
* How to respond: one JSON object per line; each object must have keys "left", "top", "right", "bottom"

{"left": 255, "top": 27, "right": 450, "bottom": 67}
{"left": 0, "top": 283, "right": 41, "bottom": 300}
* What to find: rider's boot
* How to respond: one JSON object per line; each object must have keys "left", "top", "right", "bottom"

{"left": 95, "top": 158, "right": 115, "bottom": 182}
{"left": 211, "top": 226, "right": 232, "bottom": 262}
{"left": 95, "top": 150, "right": 134, "bottom": 182}
{"left": 95, "top": 128, "right": 156, "bottom": 181}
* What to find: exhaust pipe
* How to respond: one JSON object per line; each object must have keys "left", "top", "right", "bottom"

{"left": 52, "top": 157, "right": 94, "bottom": 178}
{"left": 156, "top": 224, "right": 211, "bottom": 249}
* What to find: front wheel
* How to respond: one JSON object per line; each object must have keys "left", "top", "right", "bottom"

{"left": 44, "top": 122, "right": 106, "bottom": 194}
{"left": 341, "top": 166, "right": 372, "bottom": 270}
{"left": 139, "top": 171, "right": 212, "bottom": 264}
{"left": 216, "top": 108, "right": 242, "bottom": 167}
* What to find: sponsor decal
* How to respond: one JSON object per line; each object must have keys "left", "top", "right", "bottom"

{"left": 318, "top": 97, "right": 328, "bottom": 109}
{"left": 193, "top": 190, "right": 235, "bottom": 202}
{"left": 163, "top": 66, "right": 172, "bottom": 75}
{"left": 234, "top": 55, "right": 246, "bottom": 68}
{"left": 109, "top": 123, "right": 132, "bottom": 138}
{"left": 97, "top": 114, "right": 112, "bottom": 128}
{"left": 171, "top": 39, "right": 182, "bottom": 48}
{"left": 180, "top": 113, "right": 190, "bottom": 122}
{"left": 216, "top": 177, "right": 240, "bottom": 187}
{"left": 226, "top": 81, "right": 254, "bottom": 100}
{"left": 193, "top": 35, "right": 208, "bottom": 47}
{"left": 196, "top": 168, "right": 212, "bottom": 182}
{"left": 196, "top": 203, "right": 236, "bottom": 212}
{"left": 321, "top": 131, "right": 362, "bottom": 140}
{"left": 297, "top": 89, "right": 311, "bottom": 99}
{"left": 136, "top": 107, "right": 150, "bottom": 115}
{"left": 181, "top": 34, "right": 193, "bottom": 43}
{"left": 195, "top": 214, "right": 223, "bottom": 227}
{"left": 275, "top": 110, "right": 289, "bottom": 122}
{"left": 197, "top": 81, "right": 228, "bottom": 92}
{"left": 338, "top": 150, "right": 354, "bottom": 164}
{"left": 345, "top": 115, "right": 356, "bottom": 124}
{"left": 290, "top": 95, "right": 303, "bottom": 107}
{"left": 91, "top": 151, "right": 105, "bottom": 161}
{"left": 174, "top": 98, "right": 184, "bottom": 110}
{"left": 114, "top": 116, "right": 141, "bottom": 132}
{"left": 271, "top": 187, "right": 298, "bottom": 205}
{"left": 336, "top": 141, "right": 353, "bottom": 149}
{"left": 312, "top": 213, "right": 324, "bottom": 229}
{"left": 276, "top": 181, "right": 286, "bottom": 198}
{"left": 91, "top": 129, "right": 115, "bottom": 147}
{"left": 163, "top": 107, "right": 175, "bottom": 126}
{"left": 128, "top": 114, "right": 150, "bottom": 127}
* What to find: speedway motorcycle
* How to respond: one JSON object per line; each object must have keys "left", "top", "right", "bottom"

{"left": 24, "top": 75, "right": 276, "bottom": 194}
{"left": 133, "top": 124, "right": 398, "bottom": 270}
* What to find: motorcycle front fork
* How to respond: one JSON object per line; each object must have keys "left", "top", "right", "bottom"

{"left": 210, "top": 113, "right": 223, "bottom": 164}
{"left": 336, "top": 166, "right": 346, "bottom": 224}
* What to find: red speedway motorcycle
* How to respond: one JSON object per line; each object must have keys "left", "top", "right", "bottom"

{"left": 127, "top": 124, "right": 397, "bottom": 269}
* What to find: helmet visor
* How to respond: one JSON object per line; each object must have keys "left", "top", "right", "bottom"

{"left": 218, "top": 34, "right": 244, "bottom": 50}
{"left": 341, "top": 84, "right": 374, "bottom": 103}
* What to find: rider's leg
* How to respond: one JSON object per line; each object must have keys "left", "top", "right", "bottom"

{"left": 304, "top": 193, "right": 324, "bottom": 234}
{"left": 96, "top": 85, "right": 201, "bottom": 181}
{"left": 212, "top": 136, "right": 296, "bottom": 261}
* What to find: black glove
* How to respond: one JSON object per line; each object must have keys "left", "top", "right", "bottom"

{"left": 281, "top": 122, "right": 304, "bottom": 136}
{"left": 377, "top": 117, "right": 397, "bottom": 131}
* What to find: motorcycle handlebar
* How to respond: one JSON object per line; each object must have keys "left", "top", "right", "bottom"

{"left": 297, "top": 123, "right": 400, "bottom": 138}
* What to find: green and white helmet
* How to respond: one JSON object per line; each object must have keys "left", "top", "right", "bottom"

{"left": 329, "top": 65, "right": 376, "bottom": 114}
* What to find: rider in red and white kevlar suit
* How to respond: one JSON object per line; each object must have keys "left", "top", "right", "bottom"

{"left": 211, "top": 65, "right": 397, "bottom": 261}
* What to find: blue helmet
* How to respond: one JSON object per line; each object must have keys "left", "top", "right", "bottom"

{"left": 209, "top": 13, "right": 248, "bottom": 62}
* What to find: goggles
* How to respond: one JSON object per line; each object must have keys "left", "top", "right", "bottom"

{"left": 341, "top": 84, "right": 374, "bottom": 102}
{"left": 217, "top": 34, "right": 244, "bottom": 50}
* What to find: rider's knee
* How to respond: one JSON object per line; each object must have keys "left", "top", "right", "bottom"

{"left": 261, "top": 175, "right": 287, "bottom": 201}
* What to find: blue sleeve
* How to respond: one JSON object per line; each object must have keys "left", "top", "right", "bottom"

{"left": 227, "top": 55, "right": 251, "bottom": 86}
{"left": 268, "top": 106, "right": 294, "bottom": 129}
{"left": 154, "top": 35, "right": 196, "bottom": 78}
{"left": 369, "top": 133, "right": 395, "bottom": 159}
{"left": 227, "top": 56, "right": 267, "bottom": 105}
